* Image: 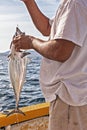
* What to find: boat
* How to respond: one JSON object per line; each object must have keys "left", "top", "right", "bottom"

{"left": 0, "top": 102, "right": 49, "bottom": 130}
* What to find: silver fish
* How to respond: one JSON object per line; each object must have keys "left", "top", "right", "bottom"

{"left": 7, "top": 27, "right": 30, "bottom": 116}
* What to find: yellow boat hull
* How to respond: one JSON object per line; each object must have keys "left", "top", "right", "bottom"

{"left": 0, "top": 103, "right": 49, "bottom": 129}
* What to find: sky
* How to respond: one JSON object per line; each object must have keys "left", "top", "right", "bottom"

{"left": 0, "top": 0, "right": 59, "bottom": 52}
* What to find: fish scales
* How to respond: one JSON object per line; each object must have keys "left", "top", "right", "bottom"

{"left": 7, "top": 27, "right": 30, "bottom": 116}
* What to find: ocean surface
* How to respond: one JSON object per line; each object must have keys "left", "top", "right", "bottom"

{"left": 0, "top": 50, "right": 45, "bottom": 112}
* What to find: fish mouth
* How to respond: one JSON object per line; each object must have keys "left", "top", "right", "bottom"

{"left": 3, "top": 108, "right": 25, "bottom": 117}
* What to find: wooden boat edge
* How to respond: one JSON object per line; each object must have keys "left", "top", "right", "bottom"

{"left": 0, "top": 102, "right": 50, "bottom": 128}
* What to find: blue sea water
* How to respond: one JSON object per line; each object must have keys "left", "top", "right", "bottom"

{"left": 0, "top": 50, "right": 45, "bottom": 112}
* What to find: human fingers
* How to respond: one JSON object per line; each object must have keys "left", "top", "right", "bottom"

{"left": 11, "top": 35, "right": 21, "bottom": 50}
{"left": 13, "top": 35, "right": 21, "bottom": 42}
{"left": 10, "top": 41, "right": 20, "bottom": 52}
{"left": 12, "top": 36, "right": 21, "bottom": 49}
{"left": 14, "top": 41, "right": 21, "bottom": 52}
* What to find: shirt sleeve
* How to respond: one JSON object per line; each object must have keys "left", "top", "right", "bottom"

{"left": 49, "top": 17, "right": 54, "bottom": 26}
{"left": 54, "top": 0, "right": 87, "bottom": 47}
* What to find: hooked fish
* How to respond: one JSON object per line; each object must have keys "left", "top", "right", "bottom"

{"left": 7, "top": 27, "right": 30, "bottom": 116}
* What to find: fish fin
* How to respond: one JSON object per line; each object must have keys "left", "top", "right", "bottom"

{"left": 8, "top": 53, "right": 11, "bottom": 58}
{"left": 21, "top": 52, "right": 31, "bottom": 58}
{"left": 6, "top": 108, "right": 25, "bottom": 117}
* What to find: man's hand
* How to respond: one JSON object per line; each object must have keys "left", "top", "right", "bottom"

{"left": 12, "top": 35, "right": 34, "bottom": 51}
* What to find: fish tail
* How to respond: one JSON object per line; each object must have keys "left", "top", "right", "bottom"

{"left": 6, "top": 108, "right": 25, "bottom": 117}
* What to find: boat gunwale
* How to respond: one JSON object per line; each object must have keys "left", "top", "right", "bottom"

{"left": 0, "top": 102, "right": 49, "bottom": 128}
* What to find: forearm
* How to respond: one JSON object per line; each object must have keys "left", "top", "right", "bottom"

{"left": 22, "top": 0, "right": 51, "bottom": 36}
{"left": 31, "top": 37, "right": 69, "bottom": 62}
{"left": 13, "top": 30, "right": 75, "bottom": 62}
